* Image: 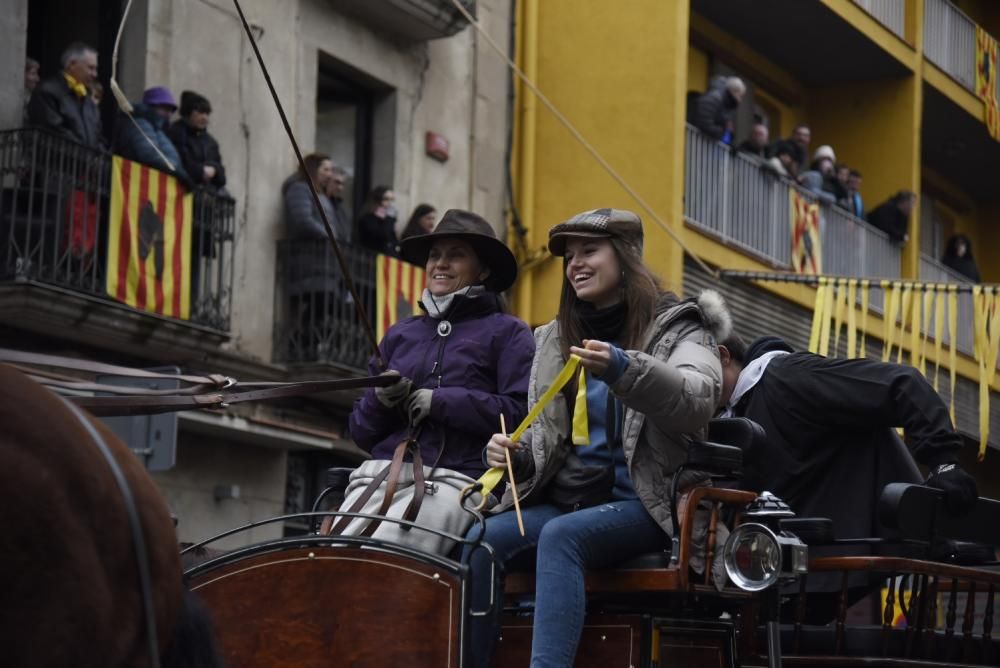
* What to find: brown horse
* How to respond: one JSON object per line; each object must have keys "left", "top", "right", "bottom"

{"left": 0, "top": 363, "right": 222, "bottom": 667}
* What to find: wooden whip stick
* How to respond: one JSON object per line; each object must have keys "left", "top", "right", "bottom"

{"left": 500, "top": 414, "right": 525, "bottom": 537}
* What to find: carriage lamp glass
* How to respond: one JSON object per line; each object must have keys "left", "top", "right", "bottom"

{"left": 724, "top": 523, "right": 782, "bottom": 592}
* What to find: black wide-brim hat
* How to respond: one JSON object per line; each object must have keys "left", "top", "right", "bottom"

{"left": 399, "top": 209, "right": 519, "bottom": 293}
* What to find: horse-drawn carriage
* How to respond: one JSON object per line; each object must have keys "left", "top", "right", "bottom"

{"left": 182, "top": 416, "right": 1000, "bottom": 668}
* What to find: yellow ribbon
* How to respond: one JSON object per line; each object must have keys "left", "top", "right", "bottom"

{"left": 572, "top": 366, "right": 590, "bottom": 445}
{"left": 920, "top": 287, "right": 934, "bottom": 377}
{"left": 859, "top": 280, "right": 870, "bottom": 359}
{"left": 882, "top": 281, "right": 900, "bottom": 363}
{"left": 977, "top": 288, "right": 1000, "bottom": 461}
{"left": 909, "top": 286, "right": 922, "bottom": 371}
{"left": 933, "top": 285, "right": 944, "bottom": 392}
{"left": 948, "top": 286, "right": 958, "bottom": 425}
{"left": 818, "top": 280, "right": 835, "bottom": 357}
{"left": 477, "top": 355, "right": 583, "bottom": 498}
{"left": 63, "top": 72, "right": 88, "bottom": 98}
{"left": 896, "top": 284, "right": 913, "bottom": 365}
{"left": 846, "top": 279, "right": 858, "bottom": 359}
{"left": 808, "top": 277, "right": 827, "bottom": 354}
{"left": 832, "top": 279, "right": 847, "bottom": 355}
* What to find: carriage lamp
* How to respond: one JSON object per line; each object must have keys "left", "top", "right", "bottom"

{"left": 723, "top": 523, "right": 808, "bottom": 592}
{"left": 724, "top": 491, "right": 808, "bottom": 592}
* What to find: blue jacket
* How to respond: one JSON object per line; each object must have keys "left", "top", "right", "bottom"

{"left": 349, "top": 293, "right": 535, "bottom": 479}
{"left": 112, "top": 104, "right": 190, "bottom": 186}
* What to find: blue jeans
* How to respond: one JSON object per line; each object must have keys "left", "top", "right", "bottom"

{"left": 463, "top": 500, "right": 666, "bottom": 668}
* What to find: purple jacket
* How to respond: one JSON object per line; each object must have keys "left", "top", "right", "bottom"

{"left": 349, "top": 293, "right": 535, "bottom": 478}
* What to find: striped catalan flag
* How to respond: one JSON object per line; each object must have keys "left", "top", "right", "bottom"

{"left": 106, "top": 156, "right": 193, "bottom": 319}
{"left": 790, "top": 189, "right": 822, "bottom": 275}
{"left": 376, "top": 254, "right": 425, "bottom": 340}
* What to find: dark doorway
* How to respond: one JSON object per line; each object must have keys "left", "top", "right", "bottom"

{"left": 315, "top": 52, "right": 392, "bottom": 227}
{"left": 27, "top": 0, "right": 124, "bottom": 139}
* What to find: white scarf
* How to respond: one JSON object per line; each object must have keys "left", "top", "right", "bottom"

{"left": 420, "top": 285, "right": 485, "bottom": 320}
{"left": 720, "top": 350, "right": 791, "bottom": 418}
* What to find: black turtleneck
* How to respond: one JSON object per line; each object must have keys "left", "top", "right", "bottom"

{"left": 577, "top": 300, "right": 627, "bottom": 342}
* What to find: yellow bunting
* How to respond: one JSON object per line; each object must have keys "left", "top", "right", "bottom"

{"left": 882, "top": 282, "right": 901, "bottom": 363}
{"left": 572, "top": 366, "right": 590, "bottom": 446}
{"left": 896, "top": 284, "right": 913, "bottom": 365}
{"left": 846, "top": 280, "right": 858, "bottom": 359}
{"left": 977, "top": 288, "right": 1000, "bottom": 460}
{"left": 808, "top": 277, "right": 827, "bottom": 354}
{"left": 920, "top": 288, "right": 934, "bottom": 377}
{"left": 973, "top": 285, "right": 985, "bottom": 362}
{"left": 909, "top": 287, "right": 922, "bottom": 371}
{"left": 859, "top": 280, "right": 870, "bottom": 359}
{"left": 832, "top": 279, "right": 848, "bottom": 356}
{"left": 477, "top": 354, "right": 583, "bottom": 498}
{"left": 948, "top": 287, "right": 959, "bottom": 425}
{"left": 818, "top": 280, "right": 835, "bottom": 357}
{"left": 933, "top": 285, "right": 945, "bottom": 392}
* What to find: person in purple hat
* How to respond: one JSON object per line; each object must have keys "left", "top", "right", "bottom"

{"left": 111, "top": 86, "right": 190, "bottom": 186}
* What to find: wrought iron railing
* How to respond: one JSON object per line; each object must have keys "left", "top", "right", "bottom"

{"left": 853, "top": 0, "right": 906, "bottom": 39}
{"left": 684, "top": 124, "right": 901, "bottom": 291}
{"left": 273, "top": 240, "right": 378, "bottom": 371}
{"left": 924, "top": 0, "right": 977, "bottom": 91}
{"left": 0, "top": 128, "right": 235, "bottom": 331}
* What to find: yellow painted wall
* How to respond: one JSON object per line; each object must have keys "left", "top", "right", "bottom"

{"left": 688, "top": 45, "right": 709, "bottom": 93}
{"left": 512, "top": 0, "right": 690, "bottom": 327}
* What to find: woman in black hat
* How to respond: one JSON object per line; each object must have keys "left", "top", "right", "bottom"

{"left": 465, "top": 208, "right": 731, "bottom": 668}
{"left": 348, "top": 208, "right": 535, "bottom": 490}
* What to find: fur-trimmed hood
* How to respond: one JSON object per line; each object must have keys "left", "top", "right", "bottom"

{"left": 696, "top": 289, "right": 732, "bottom": 342}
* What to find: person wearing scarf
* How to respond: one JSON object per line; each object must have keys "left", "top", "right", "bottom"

{"left": 465, "top": 208, "right": 732, "bottom": 668}
{"left": 348, "top": 209, "right": 534, "bottom": 481}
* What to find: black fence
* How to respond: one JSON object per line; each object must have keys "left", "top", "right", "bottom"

{"left": 274, "top": 240, "right": 378, "bottom": 370}
{"left": 0, "top": 128, "right": 235, "bottom": 331}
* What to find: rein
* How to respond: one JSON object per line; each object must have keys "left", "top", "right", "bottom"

{"left": 1, "top": 348, "right": 394, "bottom": 417}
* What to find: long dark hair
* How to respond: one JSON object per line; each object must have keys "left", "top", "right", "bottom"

{"left": 359, "top": 185, "right": 392, "bottom": 218}
{"left": 282, "top": 153, "right": 329, "bottom": 194}
{"left": 556, "top": 236, "right": 672, "bottom": 360}
{"left": 400, "top": 204, "right": 436, "bottom": 240}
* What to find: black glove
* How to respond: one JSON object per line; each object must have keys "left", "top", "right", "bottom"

{"left": 925, "top": 463, "right": 978, "bottom": 515}
{"left": 405, "top": 389, "right": 433, "bottom": 427}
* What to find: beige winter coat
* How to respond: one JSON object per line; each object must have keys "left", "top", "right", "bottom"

{"left": 493, "top": 291, "right": 731, "bottom": 573}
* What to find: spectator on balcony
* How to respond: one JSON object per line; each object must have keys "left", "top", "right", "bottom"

{"left": 867, "top": 191, "right": 915, "bottom": 244}
{"left": 845, "top": 169, "right": 865, "bottom": 220}
{"left": 111, "top": 87, "right": 191, "bottom": 186}
{"left": 797, "top": 145, "right": 838, "bottom": 205}
{"left": 23, "top": 57, "right": 40, "bottom": 124}
{"left": 90, "top": 80, "right": 103, "bottom": 107}
{"left": 763, "top": 141, "right": 796, "bottom": 177}
{"left": 770, "top": 124, "right": 811, "bottom": 176}
{"left": 27, "top": 42, "right": 102, "bottom": 148}
{"left": 941, "top": 234, "right": 981, "bottom": 283}
{"left": 400, "top": 204, "right": 437, "bottom": 241}
{"left": 737, "top": 122, "right": 769, "bottom": 159}
{"left": 324, "top": 165, "right": 352, "bottom": 243}
{"left": 691, "top": 76, "right": 746, "bottom": 144}
{"left": 349, "top": 209, "right": 533, "bottom": 482}
{"left": 167, "top": 91, "right": 227, "bottom": 195}
{"left": 357, "top": 185, "right": 400, "bottom": 257}
{"left": 283, "top": 152, "right": 338, "bottom": 241}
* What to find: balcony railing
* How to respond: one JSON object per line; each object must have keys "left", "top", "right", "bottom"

{"left": 919, "top": 253, "right": 974, "bottom": 355}
{"left": 0, "top": 128, "right": 235, "bottom": 331}
{"left": 924, "top": 0, "right": 977, "bottom": 91}
{"left": 853, "top": 0, "right": 906, "bottom": 39}
{"left": 273, "top": 240, "right": 378, "bottom": 371}
{"left": 684, "top": 124, "right": 901, "bottom": 291}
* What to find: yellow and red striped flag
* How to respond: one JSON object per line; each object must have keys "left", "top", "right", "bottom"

{"left": 975, "top": 27, "right": 1000, "bottom": 140}
{"left": 790, "top": 189, "right": 822, "bottom": 275}
{"left": 106, "top": 156, "right": 193, "bottom": 319}
{"left": 376, "top": 254, "right": 425, "bottom": 340}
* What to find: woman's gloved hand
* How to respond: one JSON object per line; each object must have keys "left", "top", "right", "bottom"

{"left": 405, "top": 389, "right": 433, "bottom": 427}
{"left": 375, "top": 370, "right": 413, "bottom": 407}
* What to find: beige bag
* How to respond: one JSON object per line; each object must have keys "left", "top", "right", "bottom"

{"left": 325, "top": 439, "right": 495, "bottom": 556}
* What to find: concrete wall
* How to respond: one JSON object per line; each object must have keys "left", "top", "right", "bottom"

{"left": 153, "top": 432, "right": 288, "bottom": 549}
{"left": 0, "top": 0, "right": 28, "bottom": 129}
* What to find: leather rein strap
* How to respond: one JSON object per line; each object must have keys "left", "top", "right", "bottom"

{"left": 0, "top": 348, "right": 394, "bottom": 417}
